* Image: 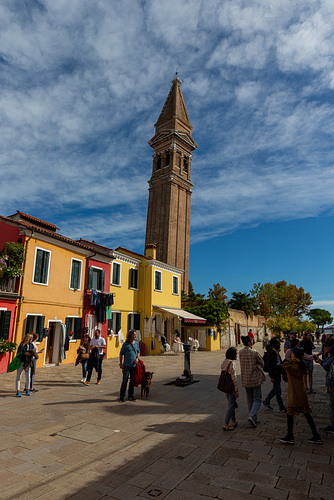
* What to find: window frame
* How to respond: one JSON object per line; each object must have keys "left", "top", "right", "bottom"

{"left": 69, "top": 258, "right": 83, "bottom": 291}
{"left": 32, "top": 246, "right": 51, "bottom": 286}
{"left": 172, "top": 275, "right": 179, "bottom": 295}
{"left": 111, "top": 261, "right": 122, "bottom": 287}
{"left": 88, "top": 265, "right": 105, "bottom": 292}
{"left": 25, "top": 314, "right": 45, "bottom": 342}
{"left": 154, "top": 270, "right": 162, "bottom": 292}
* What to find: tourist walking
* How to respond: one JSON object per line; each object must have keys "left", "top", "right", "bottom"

{"left": 284, "top": 331, "right": 297, "bottom": 353}
{"left": 15, "top": 334, "right": 38, "bottom": 398}
{"left": 84, "top": 329, "right": 106, "bottom": 385}
{"left": 239, "top": 335, "right": 266, "bottom": 427}
{"left": 221, "top": 347, "right": 239, "bottom": 431}
{"left": 77, "top": 334, "right": 91, "bottom": 383}
{"left": 301, "top": 332, "right": 316, "bottom": 393}
{"left": 279, "top": 347, "right": 322, "bottom": 445}
{"left": 26, "top": 332, "right": 44, "bottom": 393}
{"left": 262, "top": 337, "right": 286, "bottom": 413}
{"left": 118, "top": 329, "right": 140, "bottom": 402}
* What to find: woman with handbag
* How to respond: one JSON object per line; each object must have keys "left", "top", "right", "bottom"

{"left": 220, "top": 347, "right": 239, "bottom": 431}
{"left": 77, "top": 334, "right": 91, "bottom": 383}
{"left": 15, "top": 333, "right": 38, "bottom": 398}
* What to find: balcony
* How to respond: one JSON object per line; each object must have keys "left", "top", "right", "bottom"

{"left": 0, "top": 276, "right": 18, "bottom": 297}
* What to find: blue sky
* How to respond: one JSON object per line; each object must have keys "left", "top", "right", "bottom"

{"left": 1, "top": 0, "right": 334, "bottom": 318}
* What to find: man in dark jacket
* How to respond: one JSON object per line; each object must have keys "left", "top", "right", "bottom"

{"left": 263, "top": 337, "right": 286, "bottom": 412}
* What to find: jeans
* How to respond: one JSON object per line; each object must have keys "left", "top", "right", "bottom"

{"left": 119, "top": 366, "right": 136, "bottom": 399}
{"left": 16, "top": 364, "right": 31, "bottom": 392}
{"left": 264, "top": 375, "right": 286, "bottom": 410}
{"left": 245, "top": 386, "right": 262, "bottom": 422}
{"left": 225, "top": 394, "right": 236, "bottom": 424}
{"left": 81, "top": 360, "right": 88, "bottom": 379}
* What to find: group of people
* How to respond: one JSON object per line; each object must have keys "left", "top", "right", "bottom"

{"left": 75, "top": 328, "right": 140, "bottom": 401}
{"left": 221, "top": 330, "right": 334, "bottom": 445}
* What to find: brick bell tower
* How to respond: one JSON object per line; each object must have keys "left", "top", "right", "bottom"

{"left": 145, "top": 77, "right": 197, "bottom": 294}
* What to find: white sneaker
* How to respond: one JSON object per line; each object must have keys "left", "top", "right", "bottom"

{"left": 81, "top": 378, "right": 86, "bottom": 383}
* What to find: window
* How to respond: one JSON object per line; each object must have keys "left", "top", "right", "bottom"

{"left": 173, "top": 276, "right": 179, "bottom": 295}
{"left": 65, "top": 317, "right": 82, "bottom": 340}
{"left": 183, "top": 156, "right": 189, "bottom": 173}
{"left": 70, "top": 259, "right": 82, "bottom": 290}
{"left": 0, "top": 310, "right": 11, "bottom": 340}
{"left": 155, "top": 156, "right": 161, "bottom": 171}
{"left": 112, "top": 262, "right": 121, "bottom": 286}
{"left": 129, "top": 268, "right": 138, "bottom": 289}
{"left": 25, "top": 314, "right": 45, "bottom": 342}
{"left": 165, "top": 153, "right": 170, "bottom": 166}
{"left": 154, "top": 270, "right": 162, "bottom": 291}
{"left": 128, "top": 313, "right": 140, "bottom": 330}
{"left": 108, "top": 312, "right": 121, "bottom": 335}
{"left": 33, "top": 247, "right": 51, "bottom": 285}
{"left": 88, "top": 266, "right": 105, "bottom": 291}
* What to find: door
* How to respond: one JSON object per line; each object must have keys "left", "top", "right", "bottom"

{"left": 46, "top": 323, "right": 55, "bottom": 364}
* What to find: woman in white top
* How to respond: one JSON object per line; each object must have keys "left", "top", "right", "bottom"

{"left": 221, "top": 347, "right": 239, "bottom": 431}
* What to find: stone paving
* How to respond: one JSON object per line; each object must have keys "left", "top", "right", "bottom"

{"left": 0, "top": 342, "right": 333, "bottom": 500}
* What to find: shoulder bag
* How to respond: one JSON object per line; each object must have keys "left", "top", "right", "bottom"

{"left": 217, "top": 361, "right": 235, "bottom": 394}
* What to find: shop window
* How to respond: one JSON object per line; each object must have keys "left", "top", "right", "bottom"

{"left": 112, "top": 262, "right": 121, "bottom": 286}
{"left": 129, "top": 268, "right": 138, "bottom": 289}
{"left": 65, "top": 317, "right": 82, "bottom": 340}
{"left": 0, "top": 310, "right": 11, "bottom": 340}
{"left": 33, "top": 247, "right": 51, "bottom": 285}
{"left": 25, "top": 314, "right": 45, "bottom": 342}
{"left": 70, "top": 258, "right": 82, "bottom": 290}
{"left": 154, "top": 270, "right": 162, "bottom": 291}
{"left": 88, "top": 266, "right": 105, "bottom": 291}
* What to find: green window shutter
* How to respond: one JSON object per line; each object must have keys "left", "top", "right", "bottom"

{"left": 101, "top": 270, "right": 105, "bottom": 291}
{"left": 74, "top": 318, "right": 82, "bottom": 339}
{"left": 34, "top": 249, "right": 43, "bottom": 282}
{"left": 71, "top": 260, "right": 81, "bottom": 289}
{"left": 108, "top": 318, "right": 112, "bottom": 334}
{"left": 128, "top": 314, "right": 131, "bottom": 331}
{"left": 2, "top": 311, "right": 11, "bottom": 340}
{"left": 88, "top": 267, "right": 93, "bottom": 289}
{"left": 65, "top": 317, "right": 71, "bottom": 334}
{"left": 25, "top": 316, "right": 31, "bottom": 334}
{"left": 116, "top": 313, "right": 121, "bottom": 333}
{"left": 36, "top": 316, "right": 45, "bottom": 342}
{"left": 134, "top": 313, "right": 140, "bottom": 330}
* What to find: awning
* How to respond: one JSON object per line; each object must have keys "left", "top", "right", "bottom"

{"left": 153, "top": 306, "right": 207, "bottom": 324}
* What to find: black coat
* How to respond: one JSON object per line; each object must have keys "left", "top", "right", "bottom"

{"left": 265, "top": 345, "right": 282, "bottom": 379}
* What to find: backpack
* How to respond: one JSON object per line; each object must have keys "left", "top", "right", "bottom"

{"left": 263, "top": 351, "right": 269, "bottom": 372}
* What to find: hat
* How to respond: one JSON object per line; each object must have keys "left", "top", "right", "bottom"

{"left": 292, "top": 346, "right": 304, "bottom": 360}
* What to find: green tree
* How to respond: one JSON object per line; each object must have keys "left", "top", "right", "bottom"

{"left": 208, "top": 283, "right": 228, "bottom": 303}
{"left": 251, "top": 281, "right": 312, "bottom": 319}
{"left": 184, "top": 299, "right": 229, "bottom": 332}
{"left": 182, "top": 281, "right": 205, "bottom": 304}
{"left": 306, "top": 308, "right": 333, "bottom": 329}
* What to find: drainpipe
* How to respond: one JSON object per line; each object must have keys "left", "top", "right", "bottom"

{"left": 14, "top": 229, "right": 34, "bottom": 344}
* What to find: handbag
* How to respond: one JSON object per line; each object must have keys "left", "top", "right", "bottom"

{"left": 80, "top": 353, "right": 89, "bottom": 361}
{"left": 217, "top": 361, "right": 235, "bottom": 394}
{"left": 133, "top": 359, "right": 146, "bottom": 387}
{"left": 8, "top": 354, "right": 23, "bottom": 373}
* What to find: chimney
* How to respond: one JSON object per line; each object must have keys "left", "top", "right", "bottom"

{"left": 145, "top": 243, "right": 157, "bottom": 259}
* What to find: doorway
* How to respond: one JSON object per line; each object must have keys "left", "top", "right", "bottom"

{"left": 45, "top": 322, "right": 62, "bottom": 365}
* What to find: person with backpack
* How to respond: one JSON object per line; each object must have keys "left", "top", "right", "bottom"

{"left": 262, "top": 337, "right": 286, "bottom": 413}
{"left": 118, "top": 329, "right": 140, "bottom": 402}
{"left": 317, "top": 340, "right": 334, "bottom": 434}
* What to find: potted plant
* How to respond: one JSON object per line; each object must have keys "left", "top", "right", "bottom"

{"left": 0, "top": 339, "right": 17, "bottom": 357}
{"left": 69, "top": 331, "right": 75, "bottom": 340}
{"left": 0, "top": 242, "right": 25, "bottom": 278}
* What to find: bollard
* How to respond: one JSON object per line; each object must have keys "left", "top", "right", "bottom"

{"left": 175, "top": 341, "right": 194, "bottom": 386}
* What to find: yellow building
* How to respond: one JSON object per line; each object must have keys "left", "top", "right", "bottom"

{"left": 7, "top": 212, "right": 112, "bottom": 368}
{"left": 109, "top": 244, "right": 206, "bottom": 355}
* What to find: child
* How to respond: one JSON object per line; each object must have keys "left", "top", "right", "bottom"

{"left": 221, "top": 347, "right": 238, "bottom": 431}
{"left": 279, "top": 347, "right": 322, "bottom": 445}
